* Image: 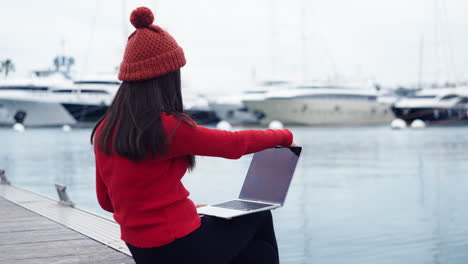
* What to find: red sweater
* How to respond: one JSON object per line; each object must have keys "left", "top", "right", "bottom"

{"left": 94, "top": 113, "right": 293, "bottom": 248}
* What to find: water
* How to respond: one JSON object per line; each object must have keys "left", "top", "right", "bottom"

{"left": 1, "top": 126, "right": 468, "bottom": 264}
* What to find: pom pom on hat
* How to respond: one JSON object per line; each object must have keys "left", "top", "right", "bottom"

{"left": 130, "top": 7, "right": 154, "bottom": 29}
{"left": 120, "top": 6, "right": 186, "bottom": 81}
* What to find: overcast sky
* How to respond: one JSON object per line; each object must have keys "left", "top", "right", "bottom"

{"left": 1, "top": 0, "right": 467, "bottom": 93}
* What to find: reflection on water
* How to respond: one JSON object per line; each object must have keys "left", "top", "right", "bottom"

{"left": 1, "top": 126, "right": 468, "bottom": 264}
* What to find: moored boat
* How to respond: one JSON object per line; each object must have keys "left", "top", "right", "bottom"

{"left": 243, "top": 83, "right": 395, "bottom": 126}
{"left": 391, "top": 87, "right": 468, "bottom": 125}
{"left": 209, "top": 80, "right": 290, "bottom": 125}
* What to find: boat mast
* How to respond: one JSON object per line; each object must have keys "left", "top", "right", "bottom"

{"left": 439, "top": 0, "right": 456, "bottom": 84}
{"left": 116, "top": 0, "right": 129, "bottom": 73}
{"left": 433, "top": 0, "right": 442, "bottom": 85}
{"left": 417, "top": 36, "right": 424, "bottom": 89}
{"left": 80, "top": 0, "right": 99, "bottom": 79}
{"left": 300, "top": 0, "right": 307, "bottom": 83}
{"left": 122, "top": 0, "right": 128, "bottom": 40}
{"left": 270, "top": 0, "right": 277, "bottom": 79}
{"left": 432, "top": 0, "right": 456, "bottom": 86}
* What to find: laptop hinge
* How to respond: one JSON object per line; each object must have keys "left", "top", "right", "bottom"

{"left": 237, "top": 198, "right": 281, "bottom": 206}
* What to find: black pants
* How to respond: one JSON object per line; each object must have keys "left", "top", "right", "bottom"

{"left": 126, "top": 211, "right": 279, "bottom": 264}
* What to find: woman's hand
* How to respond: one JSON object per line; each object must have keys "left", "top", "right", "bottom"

{"left": 196, "top": 204, "right": 207, "bottom": 208}
{"left": 290, "top": 140, "right": 299, "bottom": 147}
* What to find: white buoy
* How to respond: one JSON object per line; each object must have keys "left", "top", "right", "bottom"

{"left": 390, "top": 119, "right": 407, "bottom": 129}
{"left": 62, "top": 125, "right": 72, "bottom": 132}
{"left": 268, "top": 120, "right": 284, "bottom": 130}
{"left": 12, "top": 123, "right": 25, "bottom": 132}
{"left": 410, "top": 119, "right": 426, "bottom": 129}
{"left": 216, "top": 120, "right": 232, "bottom": 131}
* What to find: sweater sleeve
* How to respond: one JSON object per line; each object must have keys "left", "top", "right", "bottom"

{"left": 95, "top": 162, "right": 114, "bottom": 213}
{"left": 163, "top": 114, "right": 293, "bottom": 159}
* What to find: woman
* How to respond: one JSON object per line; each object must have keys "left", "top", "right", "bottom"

{"left": 92, "top": 7, "right": 295, "bottom": 264}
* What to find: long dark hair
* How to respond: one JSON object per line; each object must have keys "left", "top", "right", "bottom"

{"left": 91, "top": 70, "right": 195, "bottom": 169}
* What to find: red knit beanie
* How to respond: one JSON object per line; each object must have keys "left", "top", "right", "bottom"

{"left": 118, "top": 7, "right": 186, "bottom": 81}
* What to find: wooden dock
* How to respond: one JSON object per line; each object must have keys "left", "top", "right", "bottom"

{"left": 0, "top": 183, "right": 134, "bottom": 263}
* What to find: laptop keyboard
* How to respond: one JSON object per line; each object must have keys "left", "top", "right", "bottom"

{"left": 212, "top": 200, "right": 273, "bottom": 211}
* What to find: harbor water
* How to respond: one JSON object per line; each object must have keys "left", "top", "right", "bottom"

{"left": 1, "top": 126, "right": 468, "bottom": 264}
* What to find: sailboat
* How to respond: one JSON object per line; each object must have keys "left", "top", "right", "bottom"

{"left": 390, "top": 0, "right": 468, "bottom": 125}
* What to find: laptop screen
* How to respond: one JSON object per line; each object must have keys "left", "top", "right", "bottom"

{"left": 239, "top": 147, "right": 301, "bottom": 204}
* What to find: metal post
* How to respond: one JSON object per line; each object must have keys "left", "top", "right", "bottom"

{"left": 54, "top": 184, "right": 75, "bottom": 207}
{"left": 0, "top": 169, "right": 10, "bottom": 185}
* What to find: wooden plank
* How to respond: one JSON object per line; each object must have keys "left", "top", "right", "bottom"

{"left": 0, "top": 228, "right": 85, "bottom": 245}
{"left": 0, "top": 238, "right": 99, "bottom": 260}
{"left": 0, "top": 220, "right": 60, "bottom": 233}
{"left": 0, "top": 187, "right": 134, "bottom": 263}
{"left": 0, "top": 185, "right": 131, "bottom": 255}
{"left": 0, "top": 215, "right": 53, "bottom": 223}
{"left": 0, "top": 237, "right": 128, "bottom": 261}
{"left": 10, "top": 253, "right": 135, "bottom": 264}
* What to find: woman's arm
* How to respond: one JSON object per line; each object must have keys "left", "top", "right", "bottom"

{"left": 95, "top": 162, "right": 114, "bottom": 213}
{"left": 163, "top": 114, "right": 293, "bottom": 159}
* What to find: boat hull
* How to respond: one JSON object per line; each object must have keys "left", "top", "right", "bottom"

{"left": 0, "top": 98, "right": 76, "bottom": 126}
{"left": 391, "top": 106, "right": 468, "bottom": 125}
{"left": 185, "top": 109, "right": 220, "bottom": 125}
{"left": 244, "top": 98, "right": 394, "bottom": 126}
{"left": 61, "top": 103, "right": 108, "bottom": 124}
{"left": 209, "top": 102, "right": 259, "bottom": 125}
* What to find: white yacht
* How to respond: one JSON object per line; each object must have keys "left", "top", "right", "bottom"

{"left": 53, "top": 78, "right": 120, "bottom": 125}
{"left": 0, "top": 71, "right": 222, "bottom": 127}
{"left": 208, "top": 80, "right": 290, "bottom": 125}
{"left": 183, "top": 92, "right": 220, "bottom": 124}
{"left": 243, "top": 83, "right": 395, "bottom": 126}
{"left": 391, "top": 87, "right": 468, "bottom": 125}
{"left": 0, "top": 73, "right": 75, "bottom": 126}
{"left": 0, "top": 73, "right": 119, "bottom": 127}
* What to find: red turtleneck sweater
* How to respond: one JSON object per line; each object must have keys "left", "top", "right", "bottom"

{"left": 94, "top": 113, "right": 293, "bottom": 248}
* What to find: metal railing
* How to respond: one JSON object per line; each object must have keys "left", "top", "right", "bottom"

{"left": 0, "top": 169, "right": 74, "bottom": 207}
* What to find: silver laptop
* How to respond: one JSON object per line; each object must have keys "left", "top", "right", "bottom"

{"left": 197, "top": 146, "right": 302, "bottom": 219}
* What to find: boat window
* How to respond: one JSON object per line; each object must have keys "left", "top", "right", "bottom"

{"left": 293, "top": 94, "right": 376, "bottom": 100}
{"left": 81, "top": 89, "right": 109, "bottom": 94}
{"left": 74, "top": 81, "right": 120, "bottom": 85}
{"left": 238, "top": 107, "right": 249, "bottom": 112}
{"left": 408, "top": 95, "right": 437, "bottom": 99}
{"left": 53, "top": 89, "right": 74, "bottom": 93}
{"left": 244, "top": 91, "right": 266, "bottom": 94}
{"left": 295, "top": 86, "right": 343, "bottom": 89}
{"left": 259, "top": 81, "right": 288, "bottom": 86}
{"left": 440, "top": 94, "right": 458, "bottom": 100}
{"left": 458, "top": 98, "right": 468, "bottom": 104}
{"left": 52, "top": 89, "right": 109, "bottom": 94}
{"left": 0, "top": 86, "right": 49, "bottom": 91}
